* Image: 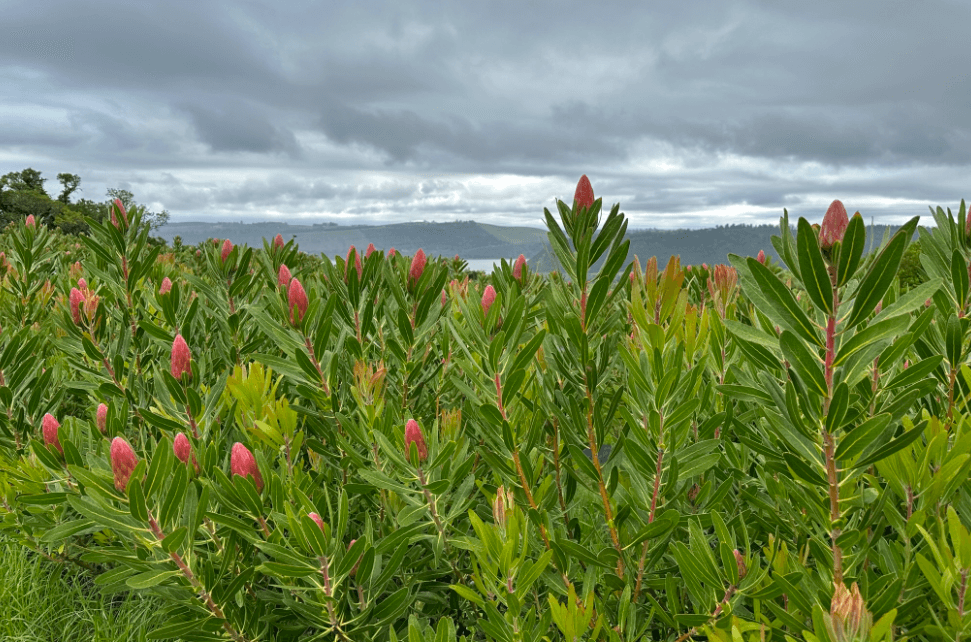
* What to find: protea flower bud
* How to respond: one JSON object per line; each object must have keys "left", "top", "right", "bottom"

{"left": 110, "top": 437, "right": 138, "bottom": 492}
{"left": 441, "top": 289, "right": 447, "bottom": 307}
{"left": 404, "top": 419, "right": 427, "bottom": 462}
{"left": 77, "top": 277, "right": 87, "bottom": 289}
{"left": 96, "top": 403, "right": 108, "bottom": 435}
{"left": 171, "top": 334, "right": 191, "bottom": 380}
{"left": 278, "top": 264, "right": 292, "bottom": 288}
{"left": 173, "top": 432, "right": 191, "bottom": 464}
{"left": 159, "top": 277, "right": 172, "bottom": 295}
{"left": 308, "top": 512, "right": 325, "bottom": 531}
{"left": 347, "top": 539, "right": 362, "bottom": 577}
{"left": 25, "top": 215, "right": 36, "bottom": 227}
{"left": 409, "top": 249, "right": 426, "bottom": 284}
{"left": 220, "top": 239, "right": 234, "bottom": 263}
{"left": 69, "top": 287, "right": 84, "bottom": 324}
{"left": 196, "top": 250, "right": 202, "bottom": 258}
{"left": 111, "top": 198, "right": 128, "bottom": 228}
{"left": 230, "top": 442, "right": 263, "bottom": 492}
{"left": 346, "top": 246, "right": 362, "bottom": 280}
{"left": 513, "top": 254, "right": 526, "bottom": 282}
{"left": 481, "top": 285, "right": 496, "bottom": 317}
{"left": 733, "top": 549, "right": 747, "bottom": 580}
{"left": 365, "top": 243, "right": 376, "bottom": 258}
{"left": 42, "top": 413, "right": 62, "bottom": 454}
{"left": 574, "top": 174, "right": 595, "bottom": 212}
{"left": 757, "top": 250, "right": 766, "bottom": 264}
{"left": 828, "top": 582, "right": 872, "bottom": 642}
{"left": 493, "top": 485, "right": 514, "bottom": 531}
{"left": 288, "top": 277, "right": 308, "bottom": 325}
{"left": 387, "top": 247, "right": 397, "bottom": 258}
{"left": 819, "top": 200, "right": 849, "bottom": 251}
{"left": 273, "top": 234, "right": 284, "bottom": 250}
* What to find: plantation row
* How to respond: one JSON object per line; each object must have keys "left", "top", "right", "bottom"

{"left": 0, "top": 176, "right": 969, "bottom": 642}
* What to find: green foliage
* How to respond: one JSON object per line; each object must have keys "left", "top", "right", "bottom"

{"left": 0, "top": 187, "right": 969, "bottom": 642}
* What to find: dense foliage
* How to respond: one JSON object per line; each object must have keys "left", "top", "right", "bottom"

{"left": 0, "top": 180, "right": 969, "bottom": 642}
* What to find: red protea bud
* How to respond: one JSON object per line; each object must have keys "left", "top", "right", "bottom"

{"left": 387, "top": 247, "right": 397, "bottom": 258}
{"left": 733, "top": 549, "right": 748, "bottom": 580}
{"left": 441, "top": 289, "right": 447, "bottom": 307}
{"left": 173, "top": 432, "right": 191, "bottom": 464}
{"left": 77, "top": 277, "right": 87, "bottom": 289}
{"left": 308, "top": 512, "right": 325, "bottom": 531}
{"left": 25, "top": 215, "right": 36, "bottom": 227}
{"left": 409, "top": 249, "right": 426, "bottom": 284}
{"left": 757, "top": 250, "right": 766, "bottom": 264}
{"left": 288, "top": 277, "right": 308, "bottom": 325}
{"left": 404, "top": 418, "right": 427, "bottom": 462}
{"left": 230, "top": 442, "right": 263, "bottom": 492}
{"left": 42, "top": 413, "right": 62, "bottom": 454}
{"left": 273, "top": 234, "right": 284, "bottom": 250}
{"left": 111, "top": 198, "right": 128, "bottom": 228}
{"left": 819, "top": 200, "right": 849, "bottom": 250}
{"left": 574, "top": 174, "right": 595, "bottom": 212}
{"left": 171, "top": 334, "right": 191, "bottom": 380}
{"left": 346, "top": 246, "right": 362, "bottom": 280}
{"left": 221, "top": 239, "right": 234, "bottom": 263}
{"left": 347, "top": 538, "right": 362, "bottom": 576}
{"left": 110, "top": 437, "right": 138, "bottom": 492}
{"left": 159, "top": 277, "right": 172, "bottom": 295}
{"left": 481, "top": 284, "right": 496, "bottom": 317}
{"left": 69, "top": 287, "right": 84, "bottom": 324}
{"left": 278, "top": 264, "right": 292, "bottom": 288}
{"left": 365, "top": 243, "right": 376, "bottom": 258}
{"left": 513, "top": 254, "right": 526, "bottom": 282}
{"left": 96, "top": 403, "right": 108, "bottom": 435}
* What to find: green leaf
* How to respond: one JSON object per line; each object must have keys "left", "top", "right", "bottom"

{"left": 624, "top": 509, "right": 680, "bottom": 550}
{"left": 780, "top": 331, "right": 827, "bottom": 396}
{"left": 128, "top": 479, "right": 148, "bottom": 523}
{"left": 835, "top": 414, "right": 891, "bottom": 461}
{"left": 825, "top": 382, "right": 849, "bottom": 433}
{"left": 797, "top": 217, "right": 833, "bottom": 314}
{"left": 126, "top": 569, "right": 181, "bottom": 589}
{"left": 834, "top": 315, "right": 910, "bottom": 367}
{"left": 568, "top": 444, "right": 601, "bottom": 485}
{"left": 946, "top": 314, "right": 963, "bottom": 366}
{"left": 783, "top": 453, "right": 827, "bottom": 487}
{"left": 952, "top": 249, "right": 970, "bottom": 311}
{"left": 837, "top": 214, "right": 866, "bottom": 286}
{"left": 846, "top": 226, "right": 910, "bottom": 328}
{"left": 852, "top": 421, "right": 926, "bottom": 469}
{"left": 746, "top": 258, "right": 822, "bottom": 348}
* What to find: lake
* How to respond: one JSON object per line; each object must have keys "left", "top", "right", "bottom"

{"left": 464, "top": 258, "right": 524, "bottom": 273}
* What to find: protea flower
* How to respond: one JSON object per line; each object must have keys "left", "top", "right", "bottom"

{"left": 278, "top": 264, "right": 292, "bottom": 288}
{"left": 574, "top": 175, "right": 595, "bottom": 212}
{"left": 288, "top": 277, "right": 308, "bottom": 325}
{"left": 273, "top": 234, "right": 284, "bottom": 250}
{"left": 221, "top": 239, "right": 234, "bottom": 263}
{"left": 757, "top": 250, "right": 766, "bottom": 264}
{"left": 492, "top": 485, "right": 514, "bottom": 531}
{"left": 111, "top": 198, "right": 128, "bottom": 228}
{"left": 110, "top": 437, "right": 138, "bottom": 492}
{"left": 230, "top": 442, "right": 263, "bottom": 492}
{"left": 513, "top": 254, "right": 526, "bottom": 282}
{"left": 409, "top": 249, "right": 426, "bottom": 285}
{"left": 308, "top": 512, "right": 325, "bottom": 531}
{"left": 77, "top": 277, "right": 87, "bottom": 289}
{"left": 96, "top": 403, "right": 108, "bottom": 435}
{"left": 819, "top": 200, "right": 849, "bottom": 251}
{"left": 171, "top": 334, "right": 191, "bottom": 380}
{"left": 441, "top": 289, "right": 447, "bottom": 307}
{"left": 404, "top": 419, "right": 427, "bottom": 462}
{"left": 346, "top": 246, "right": 362, "bottom": 280}
{"left": 173, "top": 432, "right": 192, "bottom": 464}
{"left": 25, "top": 215, "right": 36, "bottom": 227}
{"left": 42, "top": 413, "right": 62, "bottom": 454}
{"left": 69, "top": 287, "right": 84, "bottom": 324}
{"left": 827, "top": 582, "right": 872, "bottom": 642}
{"left": 481, "top": 285, "right": 497, "bottom": 317}
{"left": 365, "top": 243, "right": 376, "bottom": 258}
{"left": 159, "top": 277, "right": 172, "bottom": 295}
{"left": 733, "top": 549, "right": 748, "bottom": 580}
{"left": 387, "top": 247, "right": 397, "bottom": 258}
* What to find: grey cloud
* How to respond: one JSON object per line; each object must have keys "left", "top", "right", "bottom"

{"left": 181, "top": 102, "right": 302, "bottom": 157}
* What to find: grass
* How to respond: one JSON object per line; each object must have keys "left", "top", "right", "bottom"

{"left": 0, "top": 538, "right": 172, "bottom": 641}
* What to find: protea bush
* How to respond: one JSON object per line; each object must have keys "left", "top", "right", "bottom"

{"left": 0, "top": 178, "right": 968, "bottom": 642}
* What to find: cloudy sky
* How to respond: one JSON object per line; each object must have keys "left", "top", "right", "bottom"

{"left": 3, "top": 0, "right": 969, "bottom": 230}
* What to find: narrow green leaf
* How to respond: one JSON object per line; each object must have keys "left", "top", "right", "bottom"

{"left": 797, "top": 217, "right": 833, "bottom": 314}
{"left": 837, "top": 214, "right": 866, "bottom": 286}
{"left": 747, "top": 258, "right": 822, "bottom": 348}
{"left": 780, "top": 331, "right": 827, "bottom": 396}
{"left": 846, "top": 228, "right": 909, "bottom": 328}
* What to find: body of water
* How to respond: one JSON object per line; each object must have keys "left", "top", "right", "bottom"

{"left": 464, "top": 258, "right": 523, "bottom": 272}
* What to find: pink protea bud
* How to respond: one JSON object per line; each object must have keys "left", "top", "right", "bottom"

{"left": 273, "top": 234, "right": 284, "bottom": 250}
{"left": 25, "top": 215, "right": 36, "bottom": 227}
{"left": 69, "top": 287, "right": 84, "bottom": 324}
{"left": 196, "top": 250, "right": 202, "bottom": 258}
{"left": 288, "top": 277, "right": 309, "bottom": 325}
{"left": 173, "top": 432, "right": 191, "bottom": 464}
{"left": 346, "top": 246, "right": 362, "bottom": 280}
{"left": 230, "top": 442, "right": 263, "bottom": 492}
{"left": 347, "top": 539, "right": 362, "bottom": 576}
{"left": 574, "top": 175, "right": 595, "bottom": 212}
{"left": 278, "top": 264, "right": 292, "bottom": 288}
{"left": 308, "top": 512, "right": 325, "bottom": 531}
{"left": 513, "top": 254, "right": 526, "bottom": 282}
{"left": 365, "top": 243, "right": 376, "bottom": 258}
{"left": 702, "top": 263, "right": 708, "bottom": 271}
{"left": 733, "top": 549, "right": 748, "bottom": 579}
{"left": 42, "top": 413, "right": 62, "bottom": 454}
{"left": 96, "top": 403, "right": 108, "bottom": 435}
{"left": 111, "top": 198, "right": 128, "bottom": 228}
{"left": 110, "top": 437, "right": 138, "bottom": 492}
{"left": 819, "top": 200, "right": 849, "bottom": 250}
{"left": 404, "top": 419, "right": 428, "bottom": 462}
{"left": 757, "top": 250, "right": 766, "bottom": 264}
{"left": 171, "top": 334, "right": 191, "bottom": 380}
{"left": 387, "top": 247, "right": 397, "bottom": 258}
{"left": 409, "top": 249, "right": 426, "bottom": 284}
{"left": 77, "top": 277, "right": 87, "bottom": 289}
{"left": 481, "top": 284, "right": 497, "bottom": 317}
{"left": 159, "top": 277, "right": 172, "bottom": 295}
{"left": 441, "top": 289, "right": 447, "bottom": 307}
{"left": 221, "top": 239, "right": 234, "bottom": 263}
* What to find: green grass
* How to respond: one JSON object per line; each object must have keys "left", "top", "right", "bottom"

{"left": 0, "top": 539, "right": 171, "bottom": 642}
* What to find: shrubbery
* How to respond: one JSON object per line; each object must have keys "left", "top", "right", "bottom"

{"left": 0, "top": 183, "right": 970, "bottom": 641}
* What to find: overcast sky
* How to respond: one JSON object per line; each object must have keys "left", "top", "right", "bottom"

{"left": 3, "top": 0, "right": 969, "bottom": 230}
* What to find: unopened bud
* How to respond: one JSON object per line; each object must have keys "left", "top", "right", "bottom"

{"left": 278, "top": 264, "right": 292, "bottom": 288}
{"left": 221, "top": 239, "right": 234, "bottom": 263}
{"left": 273, "top": 234, "right": 284, "bottom": 250}
{"left": 173, "top": 432, "right": 191, "bottom": 464}
{"left": 481, "top": 285, "right": 496, "bottom": 317}
{"left": 347, "top": 539, "right": 362, "bottom": 577}
{"left": 409, "top": 249, "right": 426, "bottom": 285}
{"left": 96, "top": 403, "right": 108, "bottom": 435}
{"left": 25, "top": 215, "right": 36, "bottom": 227}
{"left": 513, "top": 254, "right": 526, "bottom": 282}
{"left": 733, "top": 549, "right": 747, "bottom": 580}
{"left": 159, "top": 277, "right": 172, "bottom": 295}
{"left": 69, "top": 287, "right": 84, "bottom": 324}
{"left": 42, "top": 413, "right": 62, "bottom": 454}
{"left": 230, "top": 442, "right": 264, "bottom": 493}
{"left": 404, "top": 419, "right": 427, "bottom": 462}
{"left": 308, "top": 511, "right": 325, "bottom": 531}
{"left": 288, "top": 278, "right": 309, "bottom": 325}
{"left": 365, "top": 243, "right": 376, "bottom": 258}
{"left": 110, "top": 437, "right": 138, "bottom": 492}
{"left": 757, "top": 250, "right": 766, "bottom": 264}
{"left": 819, "top": 200, "right": 849, "bottom": 250}
{"left": 171, "top": 334, "right": 191, "bottom": 380}
{"left": 346, "top": 246, "right": 362, "bottom": 280}
{"left": 574, "top": 175, "right": 595, "bottom": 212}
